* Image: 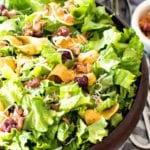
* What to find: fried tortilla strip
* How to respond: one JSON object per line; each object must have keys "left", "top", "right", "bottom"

{"left": 54, "top": 35, "right": 87, "bottom": 55}
{"left": 84, "top": 109, "right": 101, "bottom": 125}
{"left": 0, "top": 57, "right": 16, "bottom": 71}
{"left": 78, "top": 50, "right": 99, "bottom": 64}
{"left": 48, "top": 64, "right": 75, "bottom": 83}
{"left": 84, "top": 103, "right": 119, "bottom": 125}
{"left": 3, "top": 36, "right": 50, "bottom": 55}
{"left": 100, "top": 103, "right": 119, "bottom": 120}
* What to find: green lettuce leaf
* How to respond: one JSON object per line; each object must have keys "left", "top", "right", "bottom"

{"left": 0, "top": 19, "right": 18, "bottom": 32}
{"left": 43, "top": 18, "right": 61, "bottom": 33}
{"left": 82, "top": 32, "right": 105, "bottom": 52}
{"left": 29, "top": 65, "right": 50, "bottom": 78}
{"left": 0, "top": 64, "right": 18, "bottom": 80}
{"left": 96, "top": 98, "right": 117, "bottom": 112}
{"left": 81, "top": 6, "right": 112, "bottom": 32}
{"left": 20, "top": 56, "right": 52, "bottom": 80}
{"left": 87, "top": 117, "right": 108, "bottom": 143}
{"left": 110, "top": 113, "right": 123, "bottom": 127}
{"left": 97, "top": 46, "right": 120, "bottom": 72}
{"left": 70, "top": 0, "right": 95, "bottom": 24}
{"left": 59, "top": 83, "right": 81, "bottom": 99}
{"left": 0, "top": 46, "right": 15, "bottom": 56}
{"left": 76, "top": 119, "right": 87, "bottom": 146}
{"left": 120, "top": 48, "right": 142, "bottom": 76}
{"left": 114, "top": 69, "right": 135, "bottom": 91}
{"left": 0, "top": 129, "right": 31, "bottom": 150}
{"left": 41, "top": 45, "right": 62, "bottom": 68}
{"left": 22, "top": 96, "right": 56, "bottom": 132}
{"left": 0, "top": 80, "right": 23, "bottom": 107}
{"left": 3, "top": 0, "right": 43, "bottom": 14}
{"left": 59, "top": 83, "right": 91, "bottom": 112}
{"left": 57, "top": 122, "right": 74, "bottom": 142}
{"left": 103, "top": 27, "right": 121, "bottom": 46}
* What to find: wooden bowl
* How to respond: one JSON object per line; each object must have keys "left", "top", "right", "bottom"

{"left": 91, "top": 2, "right": 149, "bottom": 150}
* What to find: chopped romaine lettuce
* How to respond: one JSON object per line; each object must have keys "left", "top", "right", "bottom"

{"left": 87, "top": 117, "right": 108, "bottom": 143}
{"left": 0, "top": 0, "right": 143, "bottom": 149}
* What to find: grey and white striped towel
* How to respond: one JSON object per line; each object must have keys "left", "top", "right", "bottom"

{"left": 120, "top": 88, "right": 150, "bottom": 150}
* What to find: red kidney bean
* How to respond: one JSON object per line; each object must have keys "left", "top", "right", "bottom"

{"left": 57, "top": 26, "right": 70, "bottom": 36}
{"left": 2, "top": 119, "right": 16, "bottom": 132}
{"left": 74, "top": 75, "right": 88, "bottom": 92}
{"left": 0, "top": 4, "right": 6, "bottom": 13}
{"left": 26, "top": 78, "right": 41, "bottom": 88}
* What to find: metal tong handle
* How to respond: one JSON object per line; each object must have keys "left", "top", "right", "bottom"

{"left": 110, "top": 0, "right": 119, "bottom": 16}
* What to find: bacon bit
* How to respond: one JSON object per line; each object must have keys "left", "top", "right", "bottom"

{"left": 33, "top": 30, "right": 43, "bottom": 37}
{"left": 57, "top": 26, "right": 70, "bottom": 37}
{"left": 23, "top": 14, "right": 47, "bottom": 37}
{"left": 63, "top": 14, "right": 74, "bottom": 23}
{"left": 0, "top": 4, "right": 6, "bottom": 13}
{"left": 95, "top": 98, "right": 102, "bottom": 105}
{"left": 62, "top": 117, "right": 70, "bottom": 124}
{"left": 25, "top": 78, "right": 42, "bottom": 88}
{"left": 24, "top": 29, "right": 33, "bottom": 36}
{"left": 50, "top": 103, "right": 59, "bottom": 111}
{"left": 0, "top": 41, "right": 8, "bottom": 47}
{"left": 43, "top": 5, "right": 51, "bottom": 15}
{"left": 1, "top": 107, "right": 25, "bottom": 132}
{"left": 75, "top": 62, "right": 91, "bottom": 73}
{"left": 1, "top": 119, "right": 16, "bottom": 132}
{"left": 64, "top": 1, "right": 75, "bottom": 10}
{"left": 34, "top": 14, "right": 43, "bottom": 22}
{"left": 2, "top": 9, "right": 17, "bottom": 18}
{"left": 17, "top": 117, "right": 24, "bottom": 130}
{"left": 9, "top": 107, "right": 25, "bottom": 130}
{"left": 1, "top": 9, "right": 8, "bottom": 16}
{"left": 23, "top": 23, "right": 33, "bottom": 30}
{"left": 33, "top": 21, "right": 43, "bottom": 32}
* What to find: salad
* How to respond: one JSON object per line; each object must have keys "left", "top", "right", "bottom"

{"left": 0, "top": 0, "right": 143, "bottom": 149}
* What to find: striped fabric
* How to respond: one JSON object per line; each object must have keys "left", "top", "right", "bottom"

{"left": 120, "top": 88, "right": 150, "bottom": 150}
{"left": 97, "top": 0, "right": 150, "bottom": 149}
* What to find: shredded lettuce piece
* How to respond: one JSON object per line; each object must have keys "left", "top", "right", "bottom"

{"left": 0, "top": 80, "right": 23, "bottom": 107}
{"left": 114, "top": 69, "right": 135, "bottom": 91}
{"left": 110, "top": 113, "right": 123, "bottom": 127}
{"left": 96, "top": 98, "right": 117, "bottom": 112}
{"left": 22, "top": 96, "right": 56, "bottom": 132}
{"left": 59, "top": 83, "right": 91, "bottom": 112}
{"left": 81, "top": 6, "right": 112, "bottom": 32}
{"left": 57, "top": 122, "right": 74, "bottom": 142}
{"left": 87, "top": 117, "right": 108, "bottom": 143}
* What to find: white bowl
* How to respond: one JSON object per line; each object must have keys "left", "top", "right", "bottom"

{"left": 131, "top": 0, "right": 150, "bottom": 54}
